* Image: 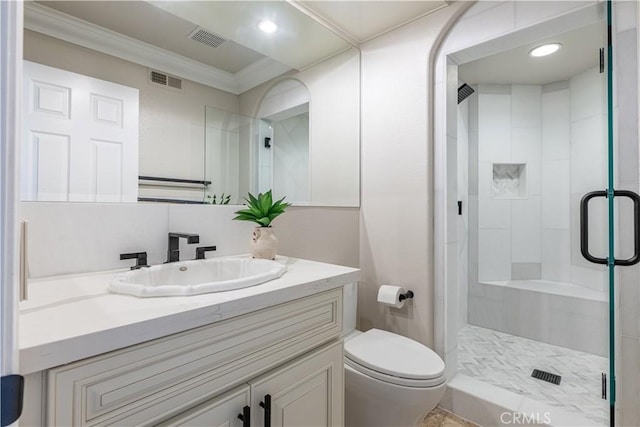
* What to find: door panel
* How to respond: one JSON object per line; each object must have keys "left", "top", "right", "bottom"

{"left": 22, "top": 61, "right": 139, "bottom": 202}
{"left": 250, "top": 341, "right": 343, "bottom": 427}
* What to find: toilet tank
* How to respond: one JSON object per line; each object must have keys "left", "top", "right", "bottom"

{"left": 343, "top": 282, "right": 358, "bottom": 335}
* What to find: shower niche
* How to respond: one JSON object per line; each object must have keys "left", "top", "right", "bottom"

{"left": 491, "top": 163, "right": 526, "bottom": 199}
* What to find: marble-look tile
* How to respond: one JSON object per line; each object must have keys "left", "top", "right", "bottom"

{"left": 542, "top": 88, "right": 571, "bottom": 161}
{"left": 478, "top": 229, "right": 511, "bottom": 281}
{"left": 478, "top": 93, "right": 511, "bottom": 163}
{"left": 458, "top": 325, "right": 608, "bottom": 425}
{"left": 421, "top": 407, "right": 479, "bottom": 427}
{"left": 541, "top": 230, "right": 571, "bottom": 282}
{"left": 468, "top": 295, "right": 506, "bottom": 332}
{"left": 570, "top": 67, "right": 604, "bottom": 122}
{"left": 620, "top": 337, "right": 640, "bottom": 427}
{"left": 511, "top": 85, "right": 541, "bottom": 128}
{"left": 615, "top": 1, "right": 637, "bottom": 34}
{"left": 541, "top": 160, "right": 570, "bottom": 230}
{"left": 511, "top": 197, "right": 541, "bottom": 263}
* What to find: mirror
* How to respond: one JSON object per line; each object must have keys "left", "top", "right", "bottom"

{"left": 21, "top": 1, "right": 360, "bottom": 206}
{"left": 204, "top": 80, "right": 312, "bottom": 206}
{"left": 256, "top": 79, "right": 310, "bottom": 204}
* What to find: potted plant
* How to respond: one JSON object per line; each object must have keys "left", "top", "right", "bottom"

{"left": 233, "top": 190, "right": 291, "bottom": 259}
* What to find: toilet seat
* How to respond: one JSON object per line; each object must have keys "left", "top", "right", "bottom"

{"left": 344, "top": 328, "right": 446, "bottom": 388}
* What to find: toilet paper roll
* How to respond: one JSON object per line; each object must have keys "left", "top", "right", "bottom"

{"left": 377, "top": 285, "right": 406, "bottom": 309}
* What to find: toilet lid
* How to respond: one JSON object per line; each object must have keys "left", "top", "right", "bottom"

{"left": 344, "top": 329, "right": 445, "bottom": 380}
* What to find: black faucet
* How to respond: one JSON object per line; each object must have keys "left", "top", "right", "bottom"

{"left": 195, "top": 245, "right": 217, "bottom": 260}
{"left": 120, "top": 251, "right": 150, "bottom": 270}
{"left": 166, "top": 232, "right": 199, "bottom": 263}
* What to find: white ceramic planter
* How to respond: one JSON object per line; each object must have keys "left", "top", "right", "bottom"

{"left": 251, "top": 227, "right": 279, "bottom": 260}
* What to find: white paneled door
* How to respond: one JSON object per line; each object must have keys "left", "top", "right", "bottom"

{"left": 22, "top": 61, "right": 139, "bottom": 202}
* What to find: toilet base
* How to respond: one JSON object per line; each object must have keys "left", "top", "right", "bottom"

{"left": 344, "top": 364, "right": 445, "bottom": 427}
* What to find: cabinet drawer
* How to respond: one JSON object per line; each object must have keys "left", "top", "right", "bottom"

{"left": 48, "top": 288, "right": 342, "bottom": 426}
{"left": 155, "top": 385, "right": 250, "bottom": 427}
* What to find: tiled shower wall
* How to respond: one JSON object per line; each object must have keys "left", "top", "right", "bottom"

{"left": 272, "top": 114, "right": 310, "bottom": 203}
{"left": 471, "top": 70, "right": 607, "bottom": 292}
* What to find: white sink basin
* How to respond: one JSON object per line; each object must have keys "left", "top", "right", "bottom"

{"left": 109, "top": 257, "right": 287, "bottom": 297}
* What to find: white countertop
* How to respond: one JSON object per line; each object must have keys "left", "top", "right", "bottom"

{"left": 19, "top": 256, "right": 360, "bottom": 375}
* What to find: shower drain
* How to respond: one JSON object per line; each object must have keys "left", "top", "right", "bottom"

{"left": 531, "top": 369, "right": 562, "bottom": 385}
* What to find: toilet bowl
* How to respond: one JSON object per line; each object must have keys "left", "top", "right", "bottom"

{"left": 344, "top": 328, "right": 446, "bottom": 427}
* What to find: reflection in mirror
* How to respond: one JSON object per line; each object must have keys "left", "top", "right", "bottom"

{"left": 21, "top": 2, "right": 360, "bottom": 206}
{"left": 204, "top": 107, "right": 255, "bottom": 205}
{"left": 257, "top": 80, "right": 310, "bottom": 204}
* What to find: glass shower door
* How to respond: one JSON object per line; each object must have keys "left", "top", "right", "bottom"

{"left": 579, "top": 2, "right": 640, "bottom": 426}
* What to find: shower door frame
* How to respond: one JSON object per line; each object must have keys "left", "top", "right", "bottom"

{"left": 432, "top": 1, "right": 639, "bottom": 425}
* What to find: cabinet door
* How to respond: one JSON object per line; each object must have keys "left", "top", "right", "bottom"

{"left": 250, "top": 341, "right": 343, "bottom": 427}
{"left": 155, "top": 385, "right": 250, "bottom": 427}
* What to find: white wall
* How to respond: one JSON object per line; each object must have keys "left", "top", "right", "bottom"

{"left": 358, "top": 4, "right": 466, "bottom": 345}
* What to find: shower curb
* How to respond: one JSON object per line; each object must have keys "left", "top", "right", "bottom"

{"left": 441, "top": 374, "right": 601, "bottom": 427}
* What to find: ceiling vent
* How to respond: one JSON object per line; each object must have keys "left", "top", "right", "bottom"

{"left": 188, "top": 27, "right": 228, "bottom": 49}
{"left": 149, "top": 70, "right": 183, "bottom": 91}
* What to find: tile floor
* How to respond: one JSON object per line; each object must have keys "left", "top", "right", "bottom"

{"left": 457, "top": 325, "right": 608, "bottom": 425}
{"left": 422, "top": 407, "right": 479, "bottom": 427}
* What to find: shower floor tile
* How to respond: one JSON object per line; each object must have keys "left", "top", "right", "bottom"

{"left": 457, "top": 325, "right": 608, "bottom": 425}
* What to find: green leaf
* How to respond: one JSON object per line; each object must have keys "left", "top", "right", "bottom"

{"left": 248, "top": 205, "right": 263, "bottom": 218}
{"left": 260, "top": 191, "right": 272, "bottom": 215}
{"left": 247, "top": 192, "right": 259, "bottom": 208}
{"left": 257, "top": 216, "right": 271, "bottom": 226}
{"left": 234, "top": 208, "right": 254, "bottom": 216}
{"left": 233, "top": 190, "right": 289, "bottom": 224}
{"left": 268, "top": 212, "right": 283, "bottom": 221}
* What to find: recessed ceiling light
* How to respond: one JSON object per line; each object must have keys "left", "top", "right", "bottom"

{"left": 258, "top": 20, "right": 278, "bottom": 34}
{"left": 529, "top": 43, "right": 562, "bottom": 57}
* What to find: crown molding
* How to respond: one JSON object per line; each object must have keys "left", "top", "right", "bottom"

{"left": 234, "top": 57, "right": 292, "bottom": 93}
{"left": 23, "top": 2, "right": 290, "bottom": 95}
{"left": 287, "top": 1, "right": 361, "bottom": 48}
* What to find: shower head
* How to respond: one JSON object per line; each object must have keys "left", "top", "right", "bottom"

{"left": 458, "top": 83, "right": 475, "bottom": 104}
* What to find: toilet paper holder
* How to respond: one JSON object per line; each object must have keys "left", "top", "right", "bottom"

{"left": 399, "top": 290, "right": 414, "bottom": 301}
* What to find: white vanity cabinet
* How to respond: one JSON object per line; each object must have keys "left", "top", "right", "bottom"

{"left": 158, "top": 341, "right": 343, "bottom": 427}
{"left": 156, "top": 385, "right": 251, "bottom": 427}
{"left": 249, "top": 340, "right": 343, "bottom": 427}
{"left": 44, "top": 288, "right": 344, "bottom": 426}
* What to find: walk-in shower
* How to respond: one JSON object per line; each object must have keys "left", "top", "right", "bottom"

{"left": 457, "top": 21, "right": 609, "bottom": 425}
{"left": 435, "top": 2, "right": 640, "bottom": 426}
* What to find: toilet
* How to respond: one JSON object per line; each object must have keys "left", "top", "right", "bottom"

{"left": 343, "top": 284, "right": 446, "bottom": 427}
